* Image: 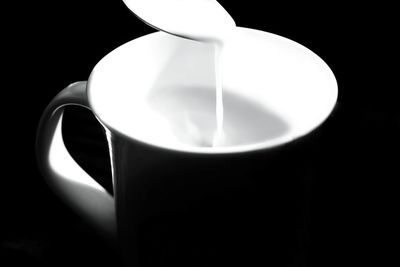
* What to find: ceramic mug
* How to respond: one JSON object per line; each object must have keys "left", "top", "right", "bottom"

{"left": 36, "top": 28, "right": 337, "bottom": 266}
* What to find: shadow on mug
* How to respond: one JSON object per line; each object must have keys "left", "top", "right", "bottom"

{"left": 62, "top": 104, "right": 326, "bottom": 267}
{"left": 111, "top": 128, "right": 319, "bottom": 267}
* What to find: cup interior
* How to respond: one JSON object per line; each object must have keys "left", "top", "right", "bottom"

{"left": 88, "top": 27, "right": 337, "bottom": 153}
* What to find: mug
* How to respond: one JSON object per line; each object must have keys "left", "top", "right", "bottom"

{"left": 37, "top": 27, "right": 337, "bottom": 266}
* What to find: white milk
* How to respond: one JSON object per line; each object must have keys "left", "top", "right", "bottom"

{"left": 148, "top": 86, "right": 289, "bottom": 148}
{"left": 212, "top": 43, "right": 226, "bottom": 146}
{"left": 122, "top": 0, "right": 236, "bottom": 147}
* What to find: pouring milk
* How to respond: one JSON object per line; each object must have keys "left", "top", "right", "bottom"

{"left": 122, "top": 0, "right": 236, "bottom": 147}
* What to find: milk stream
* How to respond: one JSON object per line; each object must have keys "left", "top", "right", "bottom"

{"left": 123, "top": 0, "right": 236, "bottom": 147}
{"left": 212, "top": 43, "right": 225, "bottom": 147}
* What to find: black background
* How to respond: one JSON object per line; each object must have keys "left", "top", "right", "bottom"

{"left": 2, "top": 1, "right": 398, "bottom": 266}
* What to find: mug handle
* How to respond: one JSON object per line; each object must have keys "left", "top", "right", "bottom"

{"left": 36, "top": 81, "right": 116, "bottom": 243}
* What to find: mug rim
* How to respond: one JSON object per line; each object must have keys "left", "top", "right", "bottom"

{"left": 87, "top": 27, "right": 338, "bottom": 155}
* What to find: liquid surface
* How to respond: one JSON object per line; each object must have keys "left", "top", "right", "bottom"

{"left": 148, "top": 87, "right": 289, "bottom": 147}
